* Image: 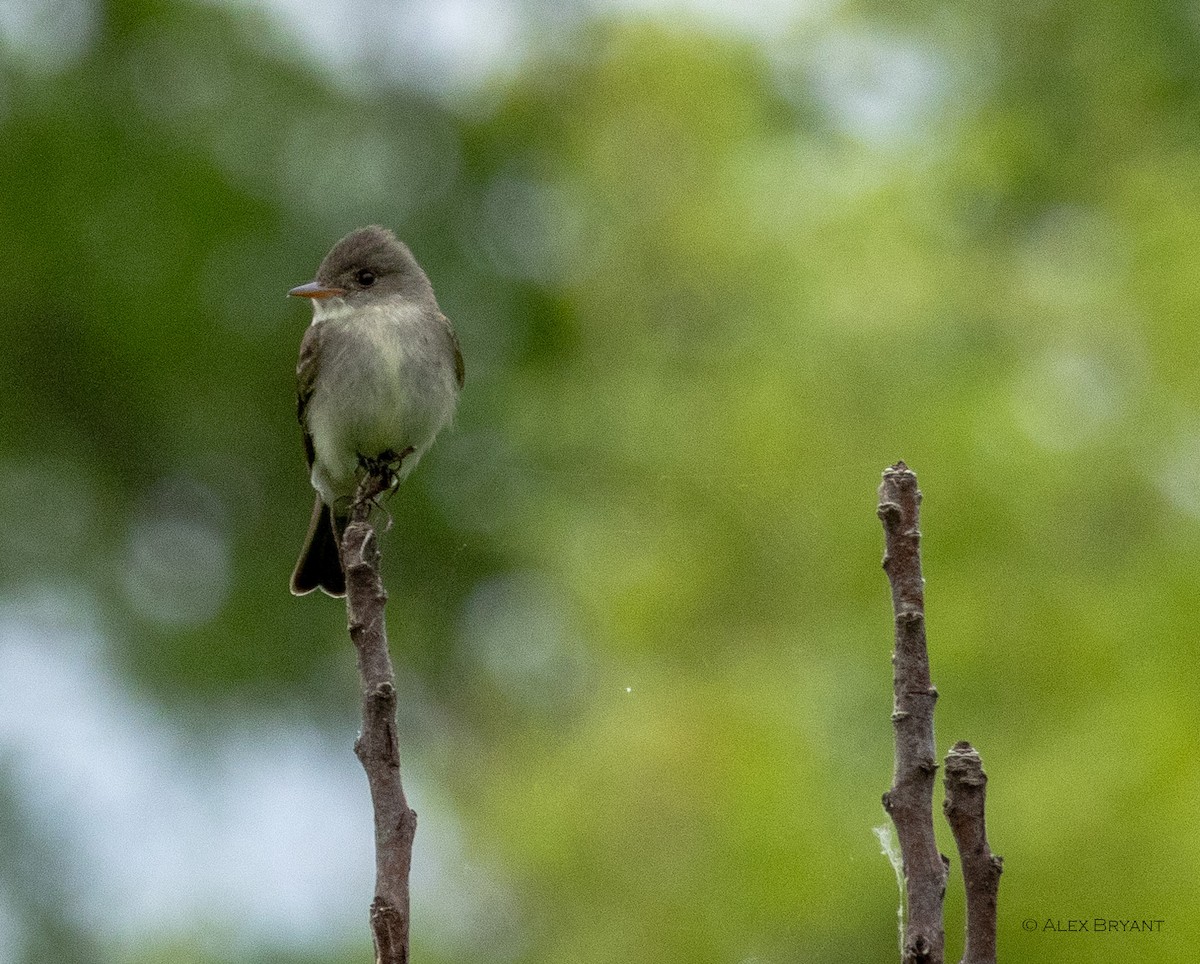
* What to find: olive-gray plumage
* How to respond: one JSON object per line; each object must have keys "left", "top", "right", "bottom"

{"left": 289, "top": 226, "right": 463, "bottom": 597}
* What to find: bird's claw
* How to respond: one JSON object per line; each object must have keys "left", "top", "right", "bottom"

{"left": 355, "top": 447, "right": 415, "bottom": 524}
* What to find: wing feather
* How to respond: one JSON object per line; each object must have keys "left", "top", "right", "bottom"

{"left": 296, "top": 323, "right": 322, "bottom": 470}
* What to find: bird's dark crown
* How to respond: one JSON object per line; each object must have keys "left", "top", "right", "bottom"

{"left": 315, "top": 226, "right": 431, "bottom": 300}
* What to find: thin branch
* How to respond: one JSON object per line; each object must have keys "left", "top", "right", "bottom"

{"left": 343, "top": 469, "right": 417, "bottom": 964}
{"left": 944, "top": 742, "right": 1002, "bottom": 964}
{"left": 878, "top": 462, "right": 947, "bottom": 964}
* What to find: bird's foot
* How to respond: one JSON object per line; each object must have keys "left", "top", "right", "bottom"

{"left": 354, "top": 447, "right": 415, "bottom": 526}
{"left": 377, "top": 446, "right": 415, "bottom": 485}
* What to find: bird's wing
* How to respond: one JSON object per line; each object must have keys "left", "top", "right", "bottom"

{"left": 296, "top": 322, "right": 322, "bottom": 470}
{"left": 444, "top": 313, "right": 465, "bottom": 389}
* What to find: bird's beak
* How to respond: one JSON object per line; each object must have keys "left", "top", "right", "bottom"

{"left": 288, "top": 281, "right": 347, "bottom": 299}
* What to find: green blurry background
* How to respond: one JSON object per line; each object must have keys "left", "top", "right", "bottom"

{"left": 1, "top": 0, "right": 1197, "bottom": 961}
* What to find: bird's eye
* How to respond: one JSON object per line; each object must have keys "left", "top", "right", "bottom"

{"left": 356, "top": 269, "right": 376, "bottom": 287}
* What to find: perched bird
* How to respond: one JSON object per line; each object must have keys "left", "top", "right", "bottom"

{"left": 288, "top": 226, "right": 464, "bottom": 597}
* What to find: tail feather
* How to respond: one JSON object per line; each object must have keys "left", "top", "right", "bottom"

{"left": 290, "top": 497, "right": 347, "bottom": 597}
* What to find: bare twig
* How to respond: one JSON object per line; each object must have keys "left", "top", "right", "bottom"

{"left": 878, "top": 462, "right": 947, "bottom": 964}
{"left": 944, "top": 742, "right": 1002, "bottom": 964}
{"left": 343, "top": 468, "right": 417, "bottom": 964}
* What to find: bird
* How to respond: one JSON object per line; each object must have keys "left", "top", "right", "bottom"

{"left": 287, "top": 226, "right": 464, "bottom": 597}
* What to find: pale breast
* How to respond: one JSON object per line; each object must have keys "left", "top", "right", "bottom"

{"left": 305, "top": 301, "right": 459, "bottom": 503}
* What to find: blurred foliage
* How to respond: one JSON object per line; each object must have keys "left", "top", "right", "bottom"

{"left": 2, "top": 0, "right": 1199, "bottom": 961}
